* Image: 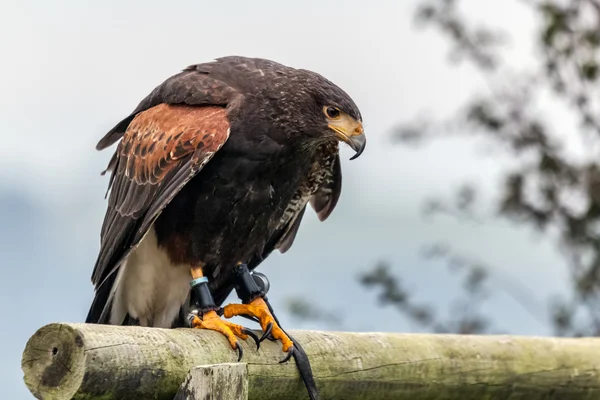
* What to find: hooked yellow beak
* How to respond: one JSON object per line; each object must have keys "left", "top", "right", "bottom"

{"left": 328, "top": 116, "right": 366, "bottom": 160}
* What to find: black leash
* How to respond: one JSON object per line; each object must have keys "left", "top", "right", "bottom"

{"left": 233, "top": 265, "right": 320, "bottom": 400}
{"left": 263, "top": 295, "right": 320, "bottom": 400}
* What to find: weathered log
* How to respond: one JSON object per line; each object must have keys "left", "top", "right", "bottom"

{"left": 22, "top": 323, "right": 600, "bottom": 400}
{"left": 174, "top": 363, "right": 248, "bottom": 400}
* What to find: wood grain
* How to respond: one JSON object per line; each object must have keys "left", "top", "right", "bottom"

{"left": 21, "top": 323, "right": 600, "bottom": 400}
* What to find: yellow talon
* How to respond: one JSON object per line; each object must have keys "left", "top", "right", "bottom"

{"left": 223, "top": 297, "right": 294, "bottom": 352}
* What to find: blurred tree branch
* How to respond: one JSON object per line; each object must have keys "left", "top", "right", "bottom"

{"left": 359, "top": 260, "right": 495, "bottom": 334}
{"left": 287, "top": 0, "right": 600, "bottom": 337}
{"left": 282, "top": 297, "right": 344, "bottom": 329}
{"left": 393, "top": 0, "right": 600, "bottom": 336}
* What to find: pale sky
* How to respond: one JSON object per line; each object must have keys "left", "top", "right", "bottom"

{"left": 0, "top": 1, "right": 568, "bottom": 398}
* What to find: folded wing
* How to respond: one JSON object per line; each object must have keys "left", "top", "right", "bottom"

{"left": 87, "top": 104, "right": 230, "bottom": 323}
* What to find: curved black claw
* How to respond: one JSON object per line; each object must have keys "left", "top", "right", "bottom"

{"left": 279, "top": 346, "right": 294, "bottom": 364}
{"left": 236, "top": 342, "right": 244, "bottom": 362}
{"left": 243, "top": 328, "right": 261, "bottom": 350}
{"left": 265, "top": 333, "right": 278, "bottom": 342}
{"left": 259, "top": 322, "right": 273, "bottom": 343}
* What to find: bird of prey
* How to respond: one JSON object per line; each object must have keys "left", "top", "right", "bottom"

{"left": 85, "top": 56, "right": 365, "bottom": 394}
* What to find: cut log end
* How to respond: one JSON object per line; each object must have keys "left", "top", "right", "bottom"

{"left": 21, "top": 323, "right": 86, "bottom": 400}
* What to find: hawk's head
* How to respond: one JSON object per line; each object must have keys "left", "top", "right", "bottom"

{"left": 277, "top": 68, "right": 366, "bottom": 160}
{"left": 220, "top": 57, "right": 366, "bottom": 160}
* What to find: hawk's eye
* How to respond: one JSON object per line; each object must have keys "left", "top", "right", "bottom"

{"left": 324, "top": 106, "right": 341, "bottom": 119}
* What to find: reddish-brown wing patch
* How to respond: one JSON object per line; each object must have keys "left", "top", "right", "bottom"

{"left": 105, "top": 103, "right": 230, "bottom": 221}
{"left": 120, "top": 103, "right": 230, "bottom": 185}
{"left": 92, "top": 104, "right": 230, "bottom": 287}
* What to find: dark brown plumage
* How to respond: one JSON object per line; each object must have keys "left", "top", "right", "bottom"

{"left": 87, "top": 56, "right": 365, "bottom": 328}
{"left": 86, "top": 55, "right": 365, "bottom": 400}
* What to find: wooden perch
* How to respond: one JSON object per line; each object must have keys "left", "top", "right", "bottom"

{"left": 22, "top": 323, "right": 600, "bottom": 400}
{"left": 174, "top": 363, "right": 248, "bottom": 400}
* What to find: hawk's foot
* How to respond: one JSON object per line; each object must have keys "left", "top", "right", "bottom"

{"left": 188, "top": 310, "right": 259, "bottom": 361}
{"left": 223, "top": 297, "right": 294, "bottom": 363}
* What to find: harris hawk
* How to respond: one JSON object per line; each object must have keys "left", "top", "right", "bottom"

{"left": 86, "top": 56, "right": 365, "bottom": 398}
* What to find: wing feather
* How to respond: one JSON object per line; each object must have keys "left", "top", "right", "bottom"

{"left": 210, "top": 153, "right": 343, "bottom": 307}
{"left": 277, "top": 206, "right": 307, "bottom": 253}
{"left": 309, "top": 154, "right": 342, "bottom": 221}
{"left": 96, "top": 70, "right": 236, "bottom": 151}
{"left": 88, "top": 104, "right": 230, "bottom": 323}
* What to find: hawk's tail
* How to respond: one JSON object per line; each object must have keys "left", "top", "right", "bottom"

{"left": 85, "top": 270, "right": 117, "bottom": 324}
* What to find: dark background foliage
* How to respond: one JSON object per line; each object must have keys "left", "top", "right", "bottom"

{"left": 288, "top": 0, "right": 600, "bottom": 337}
